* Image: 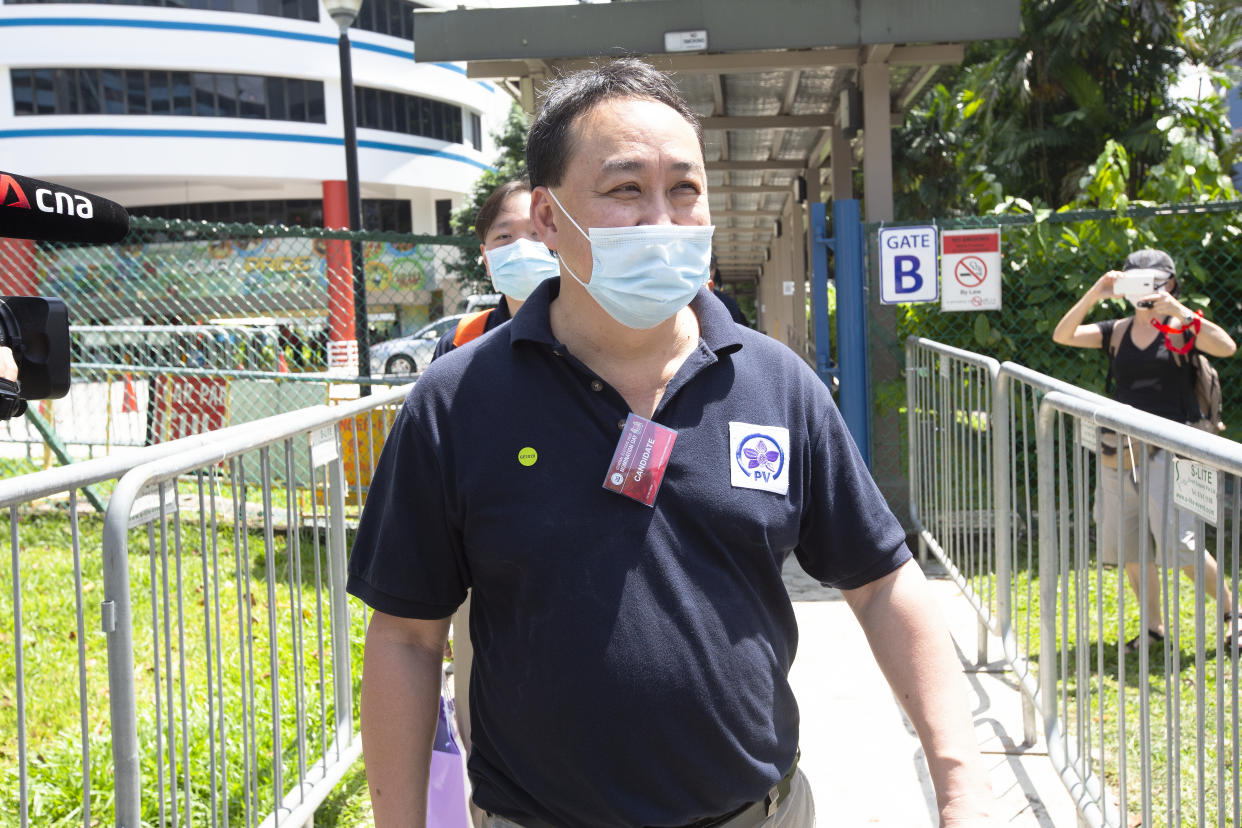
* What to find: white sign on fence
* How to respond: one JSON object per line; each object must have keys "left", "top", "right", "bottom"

{"left": 1078, "top": 419, "right": 1098, "bottom": 453}
{"left": 878, "top": 226, "right": 938, "bottom": 304}
{"left": 311, "top": 425, "right": 339, "bottom": 467}
{"left": 1173, "top": 458, "right": 1218, "bottom": 524}
{"left": 940, "top": 228, "right": 1002, "bottom": 312}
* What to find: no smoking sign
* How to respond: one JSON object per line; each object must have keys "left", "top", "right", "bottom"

{"left": 954, "top": 256, "right": 987, "bottom": 287}
{"left": 941, "top": 229, "right": 1001, "bottom": 312}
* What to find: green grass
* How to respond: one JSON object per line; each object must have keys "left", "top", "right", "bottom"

{"left": 981, "top": 552, "right": 1240, "bottom": 827}
{"left": 0, "top": 480, "right": 372, "bottom": 828}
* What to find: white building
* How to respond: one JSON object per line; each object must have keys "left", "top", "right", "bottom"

{"left": 0, "top": 0, "right": 512, "bottom": 234}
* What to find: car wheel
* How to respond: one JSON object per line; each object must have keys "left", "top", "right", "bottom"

{"left": 385, "top": 354, "right": 417, "bottom": 375}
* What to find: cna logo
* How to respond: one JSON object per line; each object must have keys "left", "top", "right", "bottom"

{"left": 0, "top": 175, "right": 31, "bottom": 210}
{"left": 0, "top": 174, "right": 93, "bottom": 218}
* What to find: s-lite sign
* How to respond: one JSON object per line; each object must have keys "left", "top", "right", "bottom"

{"left": 878, "top": 226, "right": 938, "bottom": 304}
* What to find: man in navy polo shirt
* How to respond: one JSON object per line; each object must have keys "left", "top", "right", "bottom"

{"left": 348, "top": 58, "right": 994, "bottom": 828}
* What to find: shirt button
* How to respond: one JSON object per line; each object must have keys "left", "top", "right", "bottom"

{"left": 590, "top": 379, "right": 603, "bottom": 392}
{"left": 617, "top": 419, "right": 627, "bottom": 430}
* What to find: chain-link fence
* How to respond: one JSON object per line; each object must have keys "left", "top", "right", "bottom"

{"left": 0, "top": 218, "right": 483, "bottom": 459}
{"left": 865, "top": 199, "right": 1242, "bottom": 523}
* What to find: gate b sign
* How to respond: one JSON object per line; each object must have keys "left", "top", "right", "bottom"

{"left": 879, "top": 226, "right": 938, "bottom": 304}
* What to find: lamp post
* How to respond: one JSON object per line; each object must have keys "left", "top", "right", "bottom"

{"left": 326, "top": 0, "right": 371, "bottom": 395}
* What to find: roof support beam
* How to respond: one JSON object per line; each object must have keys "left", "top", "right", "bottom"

{"left": 710, "top": 186, "right": 794, "bottom": 194}
{"left": 460, "top": 43, "right": 966, "bottom": 81}
{"left": 780, "top": 70, "right": 802, "bottom": 116}
{"left": 708, "top": 161, "right": 805, "bottom": 172}
{"left": 702, "top": 115, "right": 832, "bottom": 130}
{"left": 897, "top": 64, "right": 940, "bottom": 111}
{"left": 711, "top": 74, "right": 725, "bottom": 118}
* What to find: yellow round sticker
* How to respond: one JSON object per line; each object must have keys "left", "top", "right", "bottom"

{"left": 518, "top": 447, "right": 538, "bottom": 467}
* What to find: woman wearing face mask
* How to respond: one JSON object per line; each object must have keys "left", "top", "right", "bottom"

{"left": 1052, "top": 248, "right": 1238, "bottom": 654}
{"left": 433, "top": 177, "right": 558, "bottom": 359}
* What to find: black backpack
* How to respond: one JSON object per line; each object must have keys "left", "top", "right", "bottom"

{"left": 1104, "top": 317, "right": 1224, "bottom": 433}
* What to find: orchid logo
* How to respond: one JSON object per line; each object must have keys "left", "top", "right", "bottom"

{"left": 735, "top": 433, "right": 785, "bottom": 483}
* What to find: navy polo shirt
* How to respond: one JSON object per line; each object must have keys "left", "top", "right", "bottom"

{"left": 348, "top": 278, "right": 910, "bottom": 828}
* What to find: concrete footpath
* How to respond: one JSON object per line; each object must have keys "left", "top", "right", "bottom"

{"left": 783, "top": 557, "right": 1080, "bottom": 826}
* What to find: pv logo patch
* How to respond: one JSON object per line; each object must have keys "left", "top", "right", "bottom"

{"left": 729, "top": 421, "right": 790, "bottom": 495}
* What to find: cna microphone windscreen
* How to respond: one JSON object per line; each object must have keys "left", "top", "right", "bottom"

{"left": 0, "top": 171, "right": 130, "bottom": 243}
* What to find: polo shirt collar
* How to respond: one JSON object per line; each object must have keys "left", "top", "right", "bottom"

{"left": 509, "top": 277, "right": 745, "bottom": 359}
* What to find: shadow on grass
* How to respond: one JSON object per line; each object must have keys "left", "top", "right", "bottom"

{"left": 1030, "top": 636, "right": 1221, "bottom": 691}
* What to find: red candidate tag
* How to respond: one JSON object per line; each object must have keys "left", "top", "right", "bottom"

{"left": 603, "top": 413, "right": 678, "bottom": 507}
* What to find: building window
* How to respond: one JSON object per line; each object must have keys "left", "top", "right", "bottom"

{"left": 355, "top": 87, "right": 465, "bottom": 144}
{"left": 11, "top": 68, "right": 326, "bottom": 124}
{"left": 5, "top": 0, "right": 318, "bottom": 22}
{"left": 435, "top": 199, "right": 452, "bottom": 236}
{"left": 129, "top": 198, "right": 412, "bottom": 232}
{"left": 469, "top": 112, "right": 483, "bottom": 152}
{"left": 353, "top": 0, "right": 429, "bottom": 40}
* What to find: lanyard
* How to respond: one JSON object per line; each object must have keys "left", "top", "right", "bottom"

{"left": 1150, "top": 312, "right": 1202, "bottom": 355}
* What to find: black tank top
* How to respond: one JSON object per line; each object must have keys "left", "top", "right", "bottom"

{"left": 1100, "top": 317, "right": 1196, "bottom": 423}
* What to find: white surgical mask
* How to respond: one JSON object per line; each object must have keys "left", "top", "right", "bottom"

{"left": 484, "top": 238, "right": 558, "bottom": 301}
{"left": 547, "top": 188, "right": 714, "bottom": 329}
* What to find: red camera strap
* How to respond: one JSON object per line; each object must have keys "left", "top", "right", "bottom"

{"left": 1151, "top": 312, "right": 1202, "bottom": 354}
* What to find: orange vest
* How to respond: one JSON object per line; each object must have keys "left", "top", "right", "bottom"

{"left": 452, "top": 309, "right": 493, "bottom": 347}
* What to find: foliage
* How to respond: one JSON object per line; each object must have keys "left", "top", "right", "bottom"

{"left": 443, "top": 105, "right": 531, "bottom": 300}
{"left": 893, "top": 0, "right": 1241, "bottom": 218}
{"left": 891, "top": 135, "right": 1242, "bottom": 415}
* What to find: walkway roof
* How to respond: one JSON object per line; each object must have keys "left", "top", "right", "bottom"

{"left": 413, "top": 0, "right": 1020, "bottom": 280}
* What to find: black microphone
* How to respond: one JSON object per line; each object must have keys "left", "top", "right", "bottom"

{"left": 0, "top": 171, "right": 129, "bottom": 243}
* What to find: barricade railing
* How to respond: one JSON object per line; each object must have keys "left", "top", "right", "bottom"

{"left": 1037, "top": 391, "right": 1241, "bottom": 828}
{"left": 992, "top": 362, "right": 1119, "bottom": 749}
{"left": 0, "top": 363, "right": 407, "bottom": 454}
{"left": 0, "top": 383, "right": 410, "bottom": 827}
{"left": 905, "top": 337, "right": 1000, "bottom": 660}
{"left": 906, "top": 335, "right": 1242, "bottom": 827}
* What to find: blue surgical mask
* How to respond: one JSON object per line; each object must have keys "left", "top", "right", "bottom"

{"left": 484, "top": 238, "right": 559, "bottom": 301}
{"left": 547, "top": 188, "right": 715, "bottom": 330}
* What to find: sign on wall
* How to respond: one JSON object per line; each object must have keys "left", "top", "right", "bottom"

{"left": 878, "top": 225, "right": 938, "bottom": 304}
{"left": 940, "top": 228, "right": 1002, "bottom": 312}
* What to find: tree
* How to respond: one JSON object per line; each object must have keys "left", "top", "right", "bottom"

{"left": 893, "top": 0, "right": 1240, "bottom": 217}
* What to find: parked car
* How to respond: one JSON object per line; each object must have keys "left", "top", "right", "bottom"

{"left": 464, "top": 292, "right": 502, "bottom": 313}
{"left": 369, "top": 314, "right": 467, "bottom": 375}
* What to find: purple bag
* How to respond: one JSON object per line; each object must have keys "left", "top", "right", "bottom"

{"left": 427, "top": 676, "right": 472, "bottom": 827}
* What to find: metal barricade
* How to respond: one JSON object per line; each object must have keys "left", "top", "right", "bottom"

{"left": 1037, "top": 390, "right": 1242, "bottom": 828}
{"left": 905, "top": 337, "right": 1000, "bottom": 664}
{"left": 0, "top": 384, "right": 409, "bottom": 827}
{"left": 0, "top": 364, "right": 405, "bottom": 454}
{"left": 993, "top": 363, "right": 1118, "bottom": 747}
{"left": 907, "top": 335, "right": 1242, "bottom": 826}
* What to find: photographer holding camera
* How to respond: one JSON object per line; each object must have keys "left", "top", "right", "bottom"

{"left": 1052, "top": 248, "right": 1238, "bottom": 654}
